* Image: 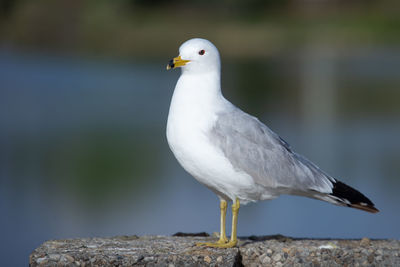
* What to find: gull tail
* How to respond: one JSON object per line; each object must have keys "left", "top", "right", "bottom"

{"left": 328, "top": 180, "right": 379, "bottom": 213}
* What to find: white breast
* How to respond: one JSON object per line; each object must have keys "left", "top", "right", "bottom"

{"left": 166, "top": 74, "right": 260, "bottom": 203}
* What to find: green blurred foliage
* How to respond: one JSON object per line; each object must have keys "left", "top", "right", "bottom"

{"left": 1, "top": 0, "right": 400, "bottom": 59}
{"left": 7, "top": 128, "right": 162, "bottom": 207}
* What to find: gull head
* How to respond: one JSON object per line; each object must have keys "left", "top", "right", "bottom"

{"left": 167, "top": 38, "right": 221, "bottom": 74}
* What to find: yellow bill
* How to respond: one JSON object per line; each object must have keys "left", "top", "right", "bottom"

{"left": 166, "top": 56, "right": 190, "bottom": 70}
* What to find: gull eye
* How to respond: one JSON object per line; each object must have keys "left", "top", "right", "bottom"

{"left": 198, "top": 50, "right": 205, "bottom": 55}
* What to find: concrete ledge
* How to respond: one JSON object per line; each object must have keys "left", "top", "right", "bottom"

{"left": 30, "top": 234, "right": 400, "bottom": 266}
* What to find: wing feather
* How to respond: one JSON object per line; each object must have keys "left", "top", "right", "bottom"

{"left": 209, "top": 106, "right": 335, "bottom": 195}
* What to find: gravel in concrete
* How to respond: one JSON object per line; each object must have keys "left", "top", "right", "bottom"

{"left": 30, "top": 235, "right": 400, "bottom": 266}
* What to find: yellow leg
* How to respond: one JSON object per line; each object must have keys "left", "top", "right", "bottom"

{"left": 229, "top": 198, "right": 240, "bottom": 245}
{"left": 217, "top": 200, "right": 229, "bottom": 244}
{"left": 197, "top": 198, "right": 240, "bottom": 248}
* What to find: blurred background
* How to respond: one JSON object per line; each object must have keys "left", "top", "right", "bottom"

{"left": 1, "top": 0, "right": 400, "bottom": 265}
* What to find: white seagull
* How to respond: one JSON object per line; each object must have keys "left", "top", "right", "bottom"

{"left": 166, "top": 38, "right": 378, "bottom": 248}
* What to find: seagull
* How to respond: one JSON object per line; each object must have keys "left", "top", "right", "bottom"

{"left": 166, "top": 38, "right": 378, "bottom": 248}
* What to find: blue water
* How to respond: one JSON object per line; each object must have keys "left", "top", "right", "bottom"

{"left": 1, "top": 48, "right": 399, "bottom": 266}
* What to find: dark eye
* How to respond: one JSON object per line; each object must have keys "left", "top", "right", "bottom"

{"left": 198, "top": 50, "right": 205, "bottom": 55}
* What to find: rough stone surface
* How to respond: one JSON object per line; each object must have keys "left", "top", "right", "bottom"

{"left": 30, "top": 234, "right": 400, "bottom": 266}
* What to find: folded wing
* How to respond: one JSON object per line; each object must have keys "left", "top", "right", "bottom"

{"left": 209, "top": 105, "right": 378, "bottom": 213}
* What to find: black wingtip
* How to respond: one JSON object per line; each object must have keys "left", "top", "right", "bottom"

{"left": 331, "top": 181, "right": 379, "bottom": 213}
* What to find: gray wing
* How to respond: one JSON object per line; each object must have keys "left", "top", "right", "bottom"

{"left": 209, "top": 106, "right": 335, "bottom": 194}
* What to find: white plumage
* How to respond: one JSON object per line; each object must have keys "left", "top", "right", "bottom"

{"left": 166, "top": 37, "right": 378, "bottom": 247}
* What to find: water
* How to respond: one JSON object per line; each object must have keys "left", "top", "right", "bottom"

{"left": 1, "top": 48, "right": 399, "bottom": 266}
